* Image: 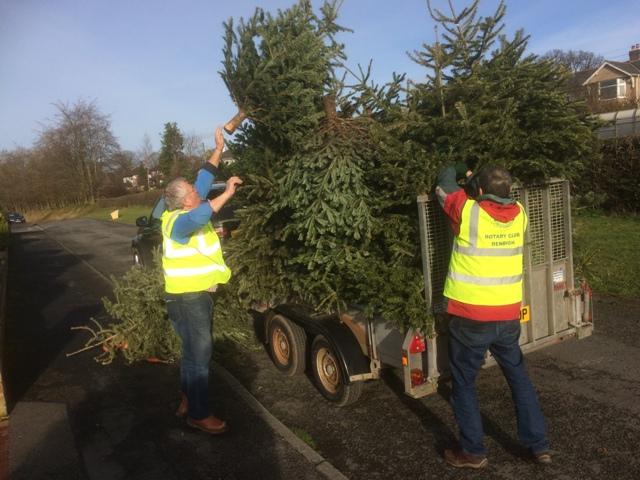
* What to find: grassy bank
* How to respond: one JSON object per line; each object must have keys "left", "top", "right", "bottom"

{"left": 25, "top": 204, "right": 150, "bottom": 226}
{"left": 573, "top": 212, "right": 640, "bottom": 298}
{"left": 0, "top": 212, "right": 8, "bottom": 249}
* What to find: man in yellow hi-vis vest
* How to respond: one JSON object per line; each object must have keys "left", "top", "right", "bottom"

{"left": 162, "top": 127, "right": 242, "bottom": 435}
{"left": 436, "top": 163, "right": 551, "bottom": 468}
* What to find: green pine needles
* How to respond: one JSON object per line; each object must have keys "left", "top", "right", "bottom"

{"left": 72, "top": 253, "right": 254, "bottom": 365}
{"left": 82, "top": 0, "right": 601, "bottom": 365}
{"left": 221, "top": 0, "right": 598, "bottom": 332}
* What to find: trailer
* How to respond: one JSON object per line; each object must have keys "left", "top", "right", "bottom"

{"left": 261, "top": 179, "right": 594, "bottom": 406}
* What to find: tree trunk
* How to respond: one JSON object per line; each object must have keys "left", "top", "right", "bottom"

{"left": 224, "top": 109, "right": 247, "bottom": 134}
{"left": 323, "top": 94, "right": 337, "bottom": 121}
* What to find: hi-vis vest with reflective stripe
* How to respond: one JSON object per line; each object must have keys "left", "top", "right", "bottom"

{"left": 443, "top": 199, "right": 527, "bottom": 306}
{"left": 161, "top": 210, "right": 231, "bottom": 294}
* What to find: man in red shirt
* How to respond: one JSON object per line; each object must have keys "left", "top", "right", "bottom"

{"left": 436, "top": 163, "right": 551, "bottom": 469}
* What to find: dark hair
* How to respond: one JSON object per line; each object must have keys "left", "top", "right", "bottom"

{"left": 477, "top": 165, "right": 512, "bottom": 198}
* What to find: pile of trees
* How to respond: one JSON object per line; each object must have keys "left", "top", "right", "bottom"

{"left": 83, "top": 0, "right": 600, "bottom": 364}
{"left": 220, "top": 0, "right": 598, "bottom": 331}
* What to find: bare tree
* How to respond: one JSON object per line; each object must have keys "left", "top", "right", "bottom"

{"left": 37, "top": 100, "right": 120, "bottom": 203}
{"left": 542, "top": 49, "right": 604, "bottom": 73}
{"left": 183, "top": 132, "right": 206, "bottom": 175}
{"left": 0, "top": 148, "right": 33, "bottom": 211}
{"left": 137, "top": 133, "right": 156, "bottom": 190}
{"left": 101, "top": 150, "right": 136, "bottom": 197}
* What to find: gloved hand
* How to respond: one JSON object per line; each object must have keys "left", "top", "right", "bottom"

{"left": 464, "top": 171, "right": 481, "bottom": 199}
{"left": 453, "top": 161, "right": 471, "bottom": 181}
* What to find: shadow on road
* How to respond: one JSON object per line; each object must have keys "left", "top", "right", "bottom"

{"left": 380, "top": 365, "right": 529, "bottom": 460}
{"left": 5, "top": 224, "right": 314, "bottom": 479}
{"left": 4, "top": 230, "right": 104, "bottom": 411}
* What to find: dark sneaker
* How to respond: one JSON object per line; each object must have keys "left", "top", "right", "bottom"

{"left": 444, "top": 448, "right": 488, "bottom": 469}
{"left": 534, "top": 451, "right": 552, "bottom": 464}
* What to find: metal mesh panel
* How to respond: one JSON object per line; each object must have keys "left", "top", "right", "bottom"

{"left": 420, "top": 199, "right": 451, "bottom": 312}
{"left": 511, "top": 184, "right": 522, "bottom": 203}
{"left": 550, "top": 182, "right": 567, "bottom": 261}
{"left": 525, "top": 187, "right": 546, "bottom": 266}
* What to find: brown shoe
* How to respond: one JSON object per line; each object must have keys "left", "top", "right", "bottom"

{"left": 534, "top": 451, "right": 552, "bottom": 464}
{"left": 186, "top": 415, "right": 228, "bottom": 435}
{"left": 444, "top": 449, "right": 488, "bottom": 469}
{"left": 175, "top": 394, "right": 188, "bottom": 418}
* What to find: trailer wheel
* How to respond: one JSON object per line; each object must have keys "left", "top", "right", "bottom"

{"left": 267, "top": 315, "right": 306, "bottom": 376}
{"left": 311, "top": 335, "right": 363, "bottom": 407}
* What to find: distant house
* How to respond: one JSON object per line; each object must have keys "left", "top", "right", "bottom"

{"left": 571, "top": 44, "right": 640, "bottom": 139}
{"left": 221, "top": 150, "right": 235, "bottom": 164}
{"left": 572, "top": 44, "right": 640, "bottom": 112}
{"left": 123, "top": 174, "right": 140, "bottom": 188}
{"left": 123, "top": 169, "right": 164, "bottom": 191}
{"left": 148, "top": 168, "right": 163, "bottom": 187}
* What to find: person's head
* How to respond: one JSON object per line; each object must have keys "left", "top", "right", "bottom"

{"left": 164, "top": 177, "right": 200, "bottom": 211}
{"left": 477, "top": 165, "right": 513, "bottom": 198}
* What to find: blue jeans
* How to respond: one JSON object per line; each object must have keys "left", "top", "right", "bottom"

{"left": 166, "top": 291, "right": 214, "bottom": 420}
{"left": 448, "top": 315, "right": 549, "bottom": 456}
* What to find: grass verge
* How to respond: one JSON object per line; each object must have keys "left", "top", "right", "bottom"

{"left": 291, "top": 427, "right": 317, "bottom": 450}
{"left": 25, "top": 204, "right": 150, "bottom": 226}
{"left": 0, "top": 212, "right": 8, "bottom": 250}
{"left": 573, "top": 211, "right": 640, "bottom": 298}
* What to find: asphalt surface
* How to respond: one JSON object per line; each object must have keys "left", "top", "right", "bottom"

{"left": 4, "top": 220, "right": 328, "bottom": 480}
{"left": 4, "top": 218, "right": 640, "bottom": 479}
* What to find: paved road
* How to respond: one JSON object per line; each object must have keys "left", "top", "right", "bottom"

{"left": 40, "top": 219, "right": 138, "bottom": 280}
{"left": 5, "top": 220, "right": 328, "bottom": 480}
{"left": 7, "top": 218, "right": 640, "bottom": 479}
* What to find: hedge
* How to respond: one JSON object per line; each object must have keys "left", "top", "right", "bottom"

{"left": 576, "top": 137, "right": 640, "bottom": 212}
{"left": 96, "top": 189, "right": 162, "bottom": 209}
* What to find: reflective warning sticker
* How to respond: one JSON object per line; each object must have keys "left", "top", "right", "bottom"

{"left": 553, "top": 267, "right": 566, "bottom": 291}
{"left": 553, "top": 269, "right": 564, "bottom": 282}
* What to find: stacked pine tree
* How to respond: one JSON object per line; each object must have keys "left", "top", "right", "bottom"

{"left": 220, "top": 0, "right": 597, "bottom": 332}
{"left": 78, "top": 0, "right": 599, "bottom": 364}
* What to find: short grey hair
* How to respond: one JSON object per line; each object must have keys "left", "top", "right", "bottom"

{"left": 164, "top": 177, "right": 190, "bottom": 211}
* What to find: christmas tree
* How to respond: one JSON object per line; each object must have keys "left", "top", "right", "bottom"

{"left": 81, "top": 0, "right": 601, "bottom": 364}
{"left": 407, "top": 0, "right": 599, "bottom": 183}
{"left": 222, "top": 0, "right": 598, "bottom": 332}
{"left": 220, "top": 1, "right": 433, "bottom": 330}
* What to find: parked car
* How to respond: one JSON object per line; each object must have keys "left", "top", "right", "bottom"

{"left": 131, "top": 183, "right": 239, "bottom": 267}
{"left": 8, "top": 212, "right": 26, "bottom": 223}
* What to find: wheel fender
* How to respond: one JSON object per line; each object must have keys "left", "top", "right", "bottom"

{"left": 274, "top": 304, "right": 370, "bottom": 383}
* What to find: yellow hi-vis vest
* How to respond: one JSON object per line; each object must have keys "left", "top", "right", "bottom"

{"left": 443, "top": 199, "right": 527, "bottom": 306}
{"left": 161, "top": 210, "right": 231, "bottom": 294}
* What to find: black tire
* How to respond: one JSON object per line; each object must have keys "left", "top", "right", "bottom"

{"left": 267, "top": 315, "right": 306, "bottom": 376}
{"left": 311, "top": 335, "right": 363, "bottom": 407}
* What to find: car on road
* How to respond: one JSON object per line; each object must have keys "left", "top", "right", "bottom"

{"left": 131, "top": 183, "right": 239, "bottom": 267}
{"left": 8, "top": 212, "right": 26, "bottom": 223}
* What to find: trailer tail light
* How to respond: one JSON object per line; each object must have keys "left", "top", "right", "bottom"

{"left": 409, "top": 335, "right": 426, "bottom": 354}
{"left": 411, "top": 368, "right": 425, "bottom": 386}
{"left": 214, "top": 224, "right": 230, "bottom": 239}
